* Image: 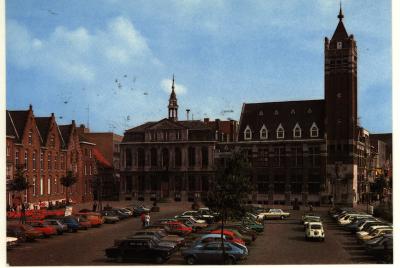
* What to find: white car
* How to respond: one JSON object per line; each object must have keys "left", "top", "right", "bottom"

{"left": 257, "top": 209, "right": 290, "bottom": 220}
{"left": 303, "top": 215, "right": 321, "bottom": 227}
{"left": 357, "top": 225, "right": 391, "bottom": 239}
{"left": 175, "top": 215, "right": 206, "bottom": 224}
{"left": 305, "top": 222, "right": 325, "bottom": 241}
{"left": 360, "top": 228, "right": 393, "bottom": 242}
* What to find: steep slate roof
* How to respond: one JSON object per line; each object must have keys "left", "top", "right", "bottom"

{"left": 59, "top": 124, "right": 73, "bottom": 146}
{"left": 35, "top": 117, "right": 52, "bottom": 145}
{"left": 79, "top": 134, "right": 96, "bottom": 145}
{"left": 6, "top": 111, "right": 18, "bottom": 138}
{"left": 126, "top": 121, "right": 157, "bottom": 133}
{"left": 8, "top": 110, "right": 29, "bottom": 140}
{"left": 148, "top": 118, "right": 185, "bottom": 130}
{"left": 331, "top": 20, "right": 348, "bottom": 42}
{"left": 238, "top": 99, "right": 325, "bottom": 141}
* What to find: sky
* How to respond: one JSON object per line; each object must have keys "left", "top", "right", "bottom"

{"left": 6, "top": 0, "right": 392, "bottom": 135}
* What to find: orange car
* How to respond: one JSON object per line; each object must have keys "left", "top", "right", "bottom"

{"left": 75, "top": 213, "right": 103, "bottom": 227}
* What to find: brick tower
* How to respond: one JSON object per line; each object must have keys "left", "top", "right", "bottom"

{"left": 325, "top": 5, "right": 358, "bottom": 206}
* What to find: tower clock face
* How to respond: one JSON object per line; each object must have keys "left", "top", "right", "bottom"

{"left": 336, "top": 92, "right": 342, "bottom": 98}
{"left": 337, "top": 42, "right": 342, "bottom": 49}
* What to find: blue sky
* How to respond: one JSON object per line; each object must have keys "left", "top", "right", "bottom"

{"left": 6, "top": 0, "right": 392, "bottom": 135}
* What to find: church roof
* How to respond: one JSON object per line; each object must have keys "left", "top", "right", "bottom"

{"left": 238, "top": 99, "right": 325, "bottom": 141}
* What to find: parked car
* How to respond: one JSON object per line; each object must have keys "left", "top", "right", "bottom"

{"left": 7, "top": 223, "right": 43, "bottom": 241}
{"left": 44, "top": 219, "right": 68, "bottom": 235}
{"left": 210, "top": 230, "right": 246, "bottom": 245}
{"left": 182, "top": 241, "right": 248, "bottom": 264}
{"left": 76, "top": 216, "right": 92, "bottom": 230}
{"left": 132, "top": 206, "right": 150, "bottom": 217}
{"left": 343, "top": 218, "right": 377, "bottom": 232}
{"left": 175, "top": 215, "right": 206, "bottom": 224}
{"left": 357, "top": 221, "right": 386, "bottom": 232}
{"left": 7, "top": 236, "right": 19, "bottom": 249}
{"left": 175, "top": 217, "right": 208, "bottom": 231}
{"left": 105, "top": 238, "right": 174, "bottom": 263}
{"left": 356, "top": 225, "right": 392, "bottom": 241}
{"left": 26, "top": 220, "right": 57, "bottom": 237}
{"left": 156, "top": 220, "right": 192, "bottom": 236}
{"left": 338, "top": 213, "right": 371, "bottom": 225}
{"left": 61, "top": 216, "right": 80, "bottom": 232}
{"left": 358, "top": 228, "right": 392, "bottom": 242}
{"left": 123, "top": 234, "right": 178, "bottom": 251}
{"left": 101, "top": 211, "right": 120, "bottom": 224}
{"left": 119, "top": 208, "right": 134, "bottom": 216}
{"left": 134, "top": 229, "right": 185, "bottom": 246}
{"left": 258, "top": 208, "right": 290, "bottom": 220}
{"left": 224, "top": 228, "right": 253, "bottom": 245}
{"left": 365, "top": 234, "right": 393, "bottom": 262}
{"left": 305, "top": 222, "right": 325, "bottom": 241}
{"left": 76, "top": 213, "right": 103, "bottom": 227}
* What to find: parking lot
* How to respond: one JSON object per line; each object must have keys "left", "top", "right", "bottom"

{"left": 7, "top": 203, "right": 385, "bottom": 265}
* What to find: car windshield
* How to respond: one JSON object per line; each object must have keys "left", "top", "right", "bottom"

{"left": 310, "top": 225, "right": 322, "bottom": 229}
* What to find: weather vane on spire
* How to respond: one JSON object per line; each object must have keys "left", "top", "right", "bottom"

{"left": 338, "top": 1, "right": 344, "bottom": 21}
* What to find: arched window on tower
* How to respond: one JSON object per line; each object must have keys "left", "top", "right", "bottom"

{"left": 244, "top": 126, "right": 252, "bottom": 140}
{"left": 310, "top": 122, "right": 319, "bottom": 138}
{"left": 293, "top": 123, "right": 302, "bottom": 138}
{"left": 276, "top": 124, "right": 285, "bottom": 139}
{"left": 260, "top": 124, "right": 268, "bottom": 140}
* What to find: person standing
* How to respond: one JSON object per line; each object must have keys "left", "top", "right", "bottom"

{"left": 144, "top": 213, "right": 150, "bottom": 227}
{"left": 92, "top": 202, "right": 97, "bottom": 212}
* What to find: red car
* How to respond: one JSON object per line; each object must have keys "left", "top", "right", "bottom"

{"left": 160, "top": 221, "right": 192, "bottom": 236}
{"left": 210, "top": 229, "right": 246, "bottom": 245}
{"left": 26, "top": 220, "right": 57, "bottom": 237}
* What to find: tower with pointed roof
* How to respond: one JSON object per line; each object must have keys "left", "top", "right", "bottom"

{"left": 325, "top": 5, "right": 358, "bottom": 205}
{"left": 168, "top": 75, "right": 179, "bottom": 121}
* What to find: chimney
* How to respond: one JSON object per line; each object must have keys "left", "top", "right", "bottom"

{"left": 186, "top": 109, "right": 190, "bottom": 120}
{"left": 29, "top": 104, "right": 33, "bottom": 110}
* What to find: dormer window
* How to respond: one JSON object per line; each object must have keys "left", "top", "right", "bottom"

{"left": 260, "top": 125, "right": 268, "bottom": 140}
{"left": 310, "top": 122, "right": 319, "bottom": 138}
{"left": 244, "top": 126, "right": 252, "bottom": 140}
{"left": 307, "top": 108, "right": 312, "bottom": 114}
{"left": 293, "top": 123, "right": 302, "bottom": 138}
{"left": 274, "top": 110, "right": 279, "bottom": 115}
{"left": 276, "top": 124, "right": 284, "bottom": 139}
{"left": 290, "top": 109, "right": 295, "bottom": 115}
{"left": 259, "top": 110, "right": 264, "bottom": 116}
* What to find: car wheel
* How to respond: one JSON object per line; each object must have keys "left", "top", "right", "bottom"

{"left": 186, "top": 256, "right": 196, "bottom": 265}
{"left": 116, "top": 255, "right": 124, "bottom": 263}
{"left": 155, "top": 256, "right": 164, "bottom": 264}
{"left": 224, "top": 256, "right": 235, "bottom": 265}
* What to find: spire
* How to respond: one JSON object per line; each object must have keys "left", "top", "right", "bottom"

{"left": 338, "top": 2, "right": 344, "bottom": 21}
{"left": 168, "top": 74, "right": 178, "bottom": 121}
{"left": 331, "top": 3, "right": 348, "bottom": 41}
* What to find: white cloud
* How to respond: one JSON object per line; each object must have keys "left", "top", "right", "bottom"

{"left": 7, "top": 16, "right": 158, "bottom": 83}
{"left": 161, "top": 78, "right": 187, "bottom": 95}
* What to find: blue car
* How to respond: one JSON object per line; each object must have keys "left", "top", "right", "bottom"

{"left": 182, "top": 241, "right": 248, "bottom": 265}
{"left": 61, "top": 216, "right": 80, "bottom": 232}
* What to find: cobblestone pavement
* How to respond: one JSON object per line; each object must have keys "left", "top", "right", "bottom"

{"left": 7, "top": 204, "right": 385, "bottom": 265}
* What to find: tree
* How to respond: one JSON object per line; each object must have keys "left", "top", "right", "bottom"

{"left": 60, "top": 171, "right": 77, "bottom": 205}
{"left": 7, "top": 165, "right": 31, "bottom": 223}
{"left": 204, "top": 151, "right": 252, "bottom": 264}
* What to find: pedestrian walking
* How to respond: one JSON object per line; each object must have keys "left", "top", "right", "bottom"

{"left": 144, "top": 213, "right": 150, "bottom": 227}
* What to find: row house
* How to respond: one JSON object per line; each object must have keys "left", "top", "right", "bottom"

{"left": 6, "top": 105, "right": 95, "bottom": 209}
{"left": 76, "top": 125, "right": 122, "bottom": 200}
